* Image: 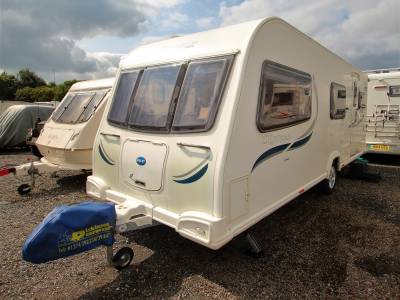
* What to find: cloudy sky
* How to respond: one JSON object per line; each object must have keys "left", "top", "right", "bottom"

{"left": 1, "top": 0, "right": 399, "bottom": 82}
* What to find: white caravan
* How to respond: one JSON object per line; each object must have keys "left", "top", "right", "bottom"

{"left": 365, "top": 69, "right": 400, "bottom": 154}
{"left": 87, "top": 17, "right": 367, "bottom": 251}
{"left": 0, "top": 78, "right": 114, "bottom": 195}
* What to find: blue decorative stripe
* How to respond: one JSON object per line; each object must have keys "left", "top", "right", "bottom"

{"left": 251, "top": 143, "right": 290, "bottom": 172}
{"left": 174, "top": 164, "right": 208, "bottom": 184}
{"left": 288, "top": 133, "right": 313, "bottom": 151}
{"left": 99, "top": 144, "right": 114, "bottom": 166}
{"left": 251, "top": 132, "right": 314, "bottom": 172}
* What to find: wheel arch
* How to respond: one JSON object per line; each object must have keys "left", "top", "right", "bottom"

{"left": 326, "top": 151, "right": 341, "bottom": 177}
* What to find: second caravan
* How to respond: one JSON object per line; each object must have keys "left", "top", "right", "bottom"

{"left": 0, "top": 78, "right": 114, "bottom": 195}
{"left": 87, "top": 17, "right": 367, "bottom": 252}
{"left": 365, "top": 69, "right": 400, "bottom": 154}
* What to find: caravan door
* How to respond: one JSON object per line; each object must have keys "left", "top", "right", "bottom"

{"left": 349, "top": 75, "right": 364, "bottom": 157}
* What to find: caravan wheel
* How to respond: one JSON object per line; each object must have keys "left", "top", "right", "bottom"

{"left": 17, "top": 184, "right": 32, "bottom": 196}
{"left": 318, "top": 165, "right": 337, "bottom": 195}
{"left": 112, "top": 247, "right": 134, "bottom": 271}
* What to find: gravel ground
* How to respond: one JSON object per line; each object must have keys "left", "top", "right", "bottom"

{"left": 0, "top": 150, "right": 399, "bottom": 299}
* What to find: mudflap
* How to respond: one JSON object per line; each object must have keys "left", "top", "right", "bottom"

{"left": 22, "top": 201, "right": 116, "bottom": 264}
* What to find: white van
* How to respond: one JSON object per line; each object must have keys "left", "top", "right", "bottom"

{"left": 87, "top": 17, "right": 367, "bottom": 251}
{"left": 365, "top": 69, "right": 400, "bottom": 154}
{"left": 2, "top": 78, "right": 114, "bottom": 195}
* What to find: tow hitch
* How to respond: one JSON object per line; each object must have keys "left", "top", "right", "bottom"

{"left": 22, "top": 201, "right": 137, "bottom": 271}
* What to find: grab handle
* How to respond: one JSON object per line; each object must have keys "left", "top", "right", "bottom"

{"left": 177, "top": 142, "right": 210, "bottom": 150}
{"left": 100, "top": 132, "right": 120, "bottom": 138}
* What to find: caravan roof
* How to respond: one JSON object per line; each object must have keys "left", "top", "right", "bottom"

{"left": 368, "top": 71, "right": 400, "bottom": 80}
{"left": 69, "top": 78, "right": 115, "bottom": 92}
{"left": 121, "top": 17, "right": 358, "bottom": 72}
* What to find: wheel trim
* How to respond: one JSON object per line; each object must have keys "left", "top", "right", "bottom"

{"left": 120, "top": 254, "right": 130, "bottom": 266}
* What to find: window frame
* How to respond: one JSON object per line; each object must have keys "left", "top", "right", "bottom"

{"left": 330, "top": 82, "right": 347, "bottom": 120}
{"left": 171, "top": 55, "right": 234, "bottom": 133}
{"left": 256, "top": 60, "right": 312, "bottom": 132}
{"left": 107, "top": 69, "right": 143, "bottom": 128}
{"left": 127, "top": 64, "right": 186, "bottom": 133}
{"left": 53, "top": 92, "right": 96, "bottom": 124}
{"left": 52, "top": 93, "right": 76, "bottom": 122}
{"left": 78, "top": 90, "right": 108, "bottom": 123}
{"left": 106, "top": 54, "right": 234, "bottom": 134}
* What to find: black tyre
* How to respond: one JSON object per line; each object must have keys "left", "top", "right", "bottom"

{"left": 17, "top": 184, "right": 31, "bottom": 196}
{"left": 30, "top": 146, "right": 43, "bottom": 158}
{"left": 318, "top": 165, "right": 337, "bottom": 195}
{"left": 112, "top": 247, "right": 134, "bottom": 271}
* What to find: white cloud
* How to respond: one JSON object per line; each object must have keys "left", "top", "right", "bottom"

{"left": 1, "top": 0, "right": 185, "bottom": 82}
{"left": 196, "top": 17, "right": 216, "bottom": 30}
{"left": 160, "top": 12, "right": 189, "bottom": 29}
{"left": 139, "top": 34, "right": 183, "bottom": 45}
{"left": 136, "top": 0, "right": 187, "bottom": 17}
{"left": 218, "top": 0, "right": 400, "bottom": 69}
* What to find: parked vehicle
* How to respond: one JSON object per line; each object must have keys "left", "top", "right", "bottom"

{"left": 0, "top": 78, "right": 114, "bottom": 195}
{"left": 0, "top": 104, "right": 54, "bottom": 149}
{"left": 22, "top": 17, "right": 368, "bottom": 270}
{"left": 365, "top": 69, "right": 400, "bottom": 154}
{"left": 86, "top": 16, "right": 367, "bottom": 260}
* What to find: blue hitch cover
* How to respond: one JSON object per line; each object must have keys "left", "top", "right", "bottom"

{"left": 22, "top": 201, "right": 116, "bottom": 264}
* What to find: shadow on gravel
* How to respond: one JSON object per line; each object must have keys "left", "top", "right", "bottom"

{"left": 0, "top": 148, "right": 30, "bottom": 155}
{"left": 355, "top": 255, "right": 400, "bottom": 277}
{"left": 362, "top": 153, "right": 400, "bottom": 167}
{"left": 80, "top": 189, "right": 352, "bottom": 299}
{"left": 55, "top": 173, "right": 88, "bottom": 188}
{"left": 21, "top": 173, "right": 88, "bottom": 200}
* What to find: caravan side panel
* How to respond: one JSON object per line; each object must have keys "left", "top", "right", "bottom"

{"left": 222, "top": 19, "right": 367, "bottom": 237}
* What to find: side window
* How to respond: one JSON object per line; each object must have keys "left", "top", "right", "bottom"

{"left": 257, "top": 61, "right": 312, "bottom": 131}
{"left": 330, "top": 82, "right": 346, "bottom": 119}
{"left": 389, "top": 85, "right": 400, "bottom": 97}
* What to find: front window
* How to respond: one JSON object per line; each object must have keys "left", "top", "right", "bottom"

{"left": 172, "top": 57, "right": 232, "bottom": 131}
{"left": 108, "top": 71, "right": 140, "bottom": 125}
{"left": 257, "top": 61, "right": 312, "bottom": 131}
{"left": 128, "top": 65, "right": 181, "bottom": 130}
{"left": 107, "top": 55, "right": 233, "bottom": 133}
{"left": 78, "top": 91, "right": 107, "bottom": 122}
{"left": 52, "top": 93, "right": 75, "bottom": 121}
{"left": 53, "top": 90, "right": 108, "bottom": 124}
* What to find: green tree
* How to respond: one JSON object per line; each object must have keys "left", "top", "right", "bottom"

{"left": 0, "top": 71, "right": 18, "bottom": 100}
{"left": 15, "top": 87, "right": 35, "bottom": 102}
{"left": 15, "top": 86, "right": 55, "bottom": 102}
{"left": 17, "top": 68, "right": 46, "bottom": 88}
